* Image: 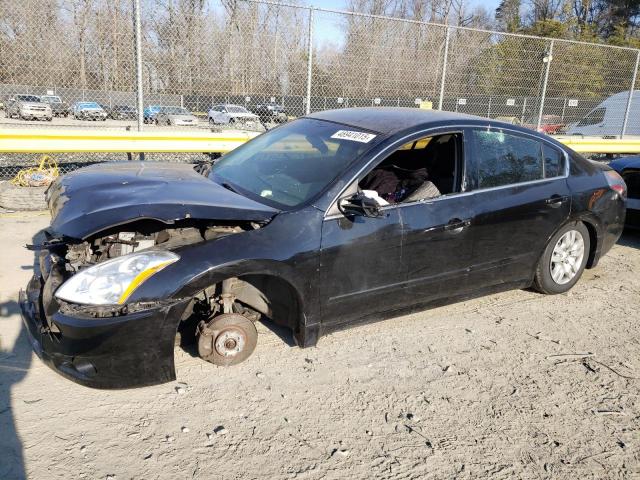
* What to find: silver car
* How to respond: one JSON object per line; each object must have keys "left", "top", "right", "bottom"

{"left": 6, "top": 95, "right": 52, "bottom": 121}
{"left": 154, "top": 106, "right": 199, "bottom": 126}
{"left": 208, "top": 104, "right": 260, "bottom": 125}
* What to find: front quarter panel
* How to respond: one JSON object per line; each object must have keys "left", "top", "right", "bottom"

{"left": 128, "top": 207, "right": 324, "bottom": 328}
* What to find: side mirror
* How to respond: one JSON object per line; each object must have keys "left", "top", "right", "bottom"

{"left": 338, "top": 192, "right": 384, "bottom": 218}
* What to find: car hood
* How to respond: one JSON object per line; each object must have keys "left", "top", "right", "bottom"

{"left": 79, "top": 107, "right": 104, "bottom": 112}
{"left": 169, "top": 114, "right": 197, "bottom": 121}
{"left": 228, "top": 112, "right": 259, "bottom": 119}
{"left": 610, "top": 155, "right": 640, "bottom": 172}
{"left": 47, "top": 162, "right": 279, "bottom": 239}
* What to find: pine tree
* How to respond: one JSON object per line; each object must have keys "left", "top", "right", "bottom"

{"left": 496, "top": 0, "right": 522, "bottom": 33}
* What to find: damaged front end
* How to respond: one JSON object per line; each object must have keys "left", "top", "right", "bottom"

{"left": 20, "top": 220, "right": 266, "bottom": 389}
{"left": 20, "top": 161, "right": 280, "bottom": 388}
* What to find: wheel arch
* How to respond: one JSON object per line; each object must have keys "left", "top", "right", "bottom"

{"left": 175, "top": 261, "right": 313, "bottom": 347}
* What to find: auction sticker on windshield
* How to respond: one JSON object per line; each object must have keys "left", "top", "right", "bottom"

{"left": 331, "top": 130, "right": 377, "bottom": 143}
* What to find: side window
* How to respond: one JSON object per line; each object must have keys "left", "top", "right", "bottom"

{"left": 471, "top": 130, "right": 543, "bottom": 189}
{"left": 543, "top": 144, "right": 565, "bottom": 178}
{"left": 357, "top": 133, "right": 460, "bottom": 204}
{"left": 577, "top": 107, "right": 605, "bottom": 127}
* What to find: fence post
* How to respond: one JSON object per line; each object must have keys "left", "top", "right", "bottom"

{"left": 536, "top": 39, "right": 554, "bottom": 131}
{"left": 133, "top": 0, "right": 144, "bottom": 132}
{"left": 438, "top": 26, "right": 450, "bottom": 111}
{"left": 622, "top": 49, "right": 640, "bottom": 137}
{"left": 305, "top": 7, "right": 314, "bottom": 115}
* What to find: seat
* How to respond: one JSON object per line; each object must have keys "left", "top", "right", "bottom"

{"left": 403, "top": 181, "right": 441, "bottom": 202}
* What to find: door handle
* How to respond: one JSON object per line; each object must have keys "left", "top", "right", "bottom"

{"left": 545, "top": 195, "right": 568, "bottom": 208}
{"left": 443, "top": 218, "right": 471, "bottom": 232}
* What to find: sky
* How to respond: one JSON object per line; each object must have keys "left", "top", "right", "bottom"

{"left": 305, "top": 0, "right": 502, "bottom": 47}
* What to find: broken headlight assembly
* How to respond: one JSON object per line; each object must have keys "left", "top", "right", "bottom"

{"left": 55, "top": 251, "right": 179, "bottom": 306}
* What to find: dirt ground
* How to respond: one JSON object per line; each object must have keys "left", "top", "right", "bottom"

{"left": 1, "top": 213, "right": 639, "bottom": 480}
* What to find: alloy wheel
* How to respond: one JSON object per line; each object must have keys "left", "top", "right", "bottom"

{"left": 549, "top": 229, "right": 585, "bottom": 285}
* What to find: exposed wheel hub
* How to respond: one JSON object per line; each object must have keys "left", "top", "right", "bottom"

{"left": 196, "top": 313, "right": 258, "bottom": 367}
{"left": 214, "top": 329, "right": 245, "bottom": 358}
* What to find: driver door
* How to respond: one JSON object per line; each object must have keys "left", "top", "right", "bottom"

{"left": 319, "top": 203, "right": 404, "bottom": 329}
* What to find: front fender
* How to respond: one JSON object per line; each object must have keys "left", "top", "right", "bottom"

{"left": 126, "top": 207, "right": 324, "bottom": 326}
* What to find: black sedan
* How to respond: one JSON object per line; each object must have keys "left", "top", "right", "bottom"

{"left": 20, "top": 108, "right": 626, "bottom": 389}
{"left": 108, "top": 105, "right": 138, "bottom": 120}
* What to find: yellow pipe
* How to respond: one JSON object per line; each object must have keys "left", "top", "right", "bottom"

{"left": 554, "top": 136, "right": 640, "bottom": 154}
{"left": 0, "top": 128, "right": 259, "bottom": 153}
{"left": 2, "top": 128, "right": 640, "bottom": 154}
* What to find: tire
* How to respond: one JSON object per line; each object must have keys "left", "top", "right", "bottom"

{"left": 197, "top": 313, "right": 258, "bottom": 367}
{"left": 534, "top": 221, "right": 590, "bottom": 294}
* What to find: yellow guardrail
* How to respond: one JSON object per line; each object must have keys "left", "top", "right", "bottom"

{"left": 1, "top": 128, "right": 640, "bottom": 155}
{"left": 553, "top": 136, "right": 640, "bottom": 154}
{"left": 0, "top": 128, "right": 259, "bottom": 153}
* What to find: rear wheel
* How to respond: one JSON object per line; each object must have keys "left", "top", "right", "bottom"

{"left": 197, "top": 313, "right": 258, "bottom": 366}
{"left": 534, "top": 222, "right": 590, "bottom": 294}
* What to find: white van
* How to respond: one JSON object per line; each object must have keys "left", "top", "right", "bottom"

{"left": 565, "top": 90, "right": 640, "bottom": 136}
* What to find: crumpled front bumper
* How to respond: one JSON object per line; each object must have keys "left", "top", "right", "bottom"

{"left": 19, "top": 273, "right": 190, "bottom": 389}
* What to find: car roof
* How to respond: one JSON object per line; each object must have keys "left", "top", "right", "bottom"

{"left": 308, "top": 107, "right": 494, "bottom": 135}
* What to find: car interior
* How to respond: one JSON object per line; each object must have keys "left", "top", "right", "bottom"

{"left": 358, "top": 133, "right": 461, "bottom": 204}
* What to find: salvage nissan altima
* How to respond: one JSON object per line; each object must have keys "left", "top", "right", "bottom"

{"left": 20, "top": 108, "right": 627, "bottom": 389}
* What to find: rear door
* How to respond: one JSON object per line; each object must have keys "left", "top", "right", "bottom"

{"left": 465, "top": 128, "right": 571, "bottom": 288}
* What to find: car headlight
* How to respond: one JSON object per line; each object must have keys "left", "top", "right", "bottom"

{"left": 55, "top": 251, "right": 179, "bottom": 306}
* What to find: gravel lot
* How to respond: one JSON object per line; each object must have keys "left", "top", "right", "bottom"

{"left": 1, "top": 213, "right": 639, "bottom": 480}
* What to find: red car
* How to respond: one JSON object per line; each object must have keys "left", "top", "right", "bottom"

{"left": 524, "top": 115, "right": 565, "bottom": 134}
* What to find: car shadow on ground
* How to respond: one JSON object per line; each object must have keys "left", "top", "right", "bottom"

{"left": 618, "top": 228, "right": 640, "bottom": 249}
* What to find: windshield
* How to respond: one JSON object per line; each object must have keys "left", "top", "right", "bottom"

{"left": 41, "top": 96, "right": 61, "bottom": 103}
{"left": 17, "top": 95, "right": 41, "bottom": 102}
{"left": 210, "top": 118, "right": 381, "bottom": 208}
{"left": 78, "top": 102, "right": 100, "bottom": 108}
{"left": 227, "top": 105, "right": 249, "bottom": 114}
{"left": 163, "top": 107, "right": 189, "bottom": 115}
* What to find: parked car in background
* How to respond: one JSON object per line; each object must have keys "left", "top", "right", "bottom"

{"left": 208, "top": 104, "right": 260, "bottom": 125}
{"left": 154, "top": 106, "right": 198, "bottom": 126}
{"left": 108, "top": 105, "right": 138, "bottom": 120}
{"left": 73, "top": 102, "right": 107, "bottom": 121}
{"left": 143, "top": 105, "right": 164, "bottom": 123}
{"left": 251, "top": 102, "right": 288, "bottom": 123}
{"left": 610, "top": 155, "right": 639, "bottom": 227}
{"left": 523, "top": 115, "right": 565, "bottom": 135}
{"left": 40, "top": 95, "right": 70, "bottom": 117}
{"left": 565, "top": 90, "right": 640, "bottom": 136}
{"left": 21, "top": 108, "right": 626, "bottom": 389}
{"left": 6, "top": 94, "right": 52, "bottom": 121}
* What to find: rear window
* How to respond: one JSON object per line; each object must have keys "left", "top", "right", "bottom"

{"left": 17, "top": 95, "right": 40, "bottom": 102}
{"left": 471, "top": 130, "right": 544, "bottom": 189}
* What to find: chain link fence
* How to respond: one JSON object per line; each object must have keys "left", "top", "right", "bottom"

{"left": 1, "top": 0, "right": 640, "bottom": 179}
